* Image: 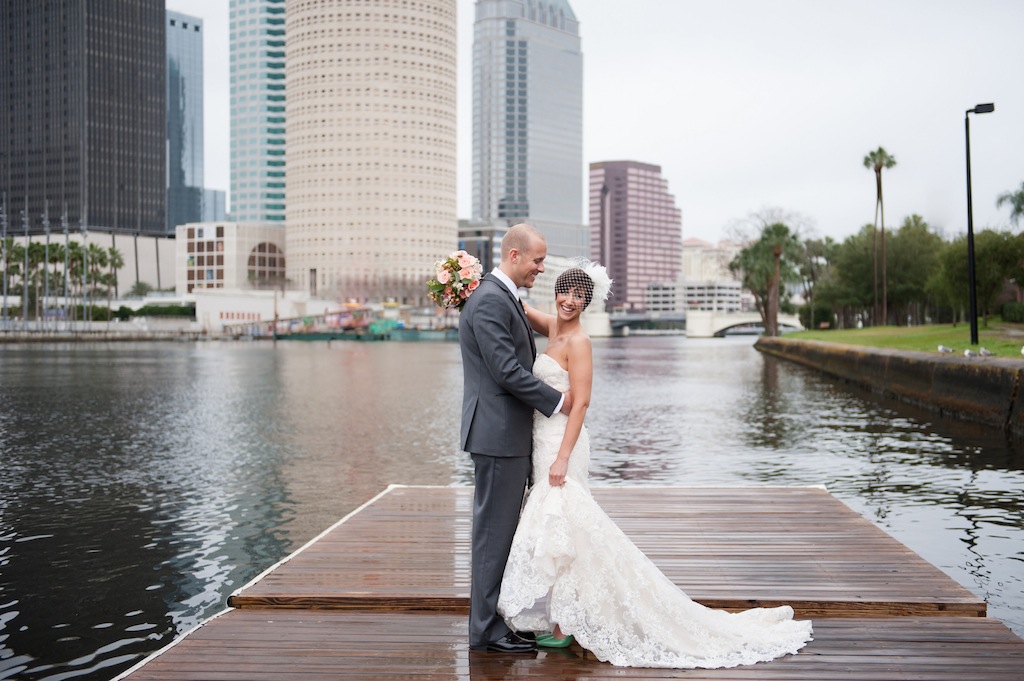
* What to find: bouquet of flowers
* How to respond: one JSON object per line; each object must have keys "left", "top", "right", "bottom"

{"left": 427, "top": 250, "right": 484, "bottom": 311}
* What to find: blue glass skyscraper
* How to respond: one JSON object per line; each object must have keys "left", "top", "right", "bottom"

{"left": 166, "top": 11, "right": 205, "bottom": 234}
{"left": 230, "top": 0, "right": 286, "bottom": 223}
{"left": 472, "top": 0, "right": 585, "bottom": 257}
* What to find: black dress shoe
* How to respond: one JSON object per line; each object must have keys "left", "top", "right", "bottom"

{"left": 472, "top": 632, "right": 537, "bottom": 653}
{"left": 513, "top": 631, "right": 536, "bottom": 642}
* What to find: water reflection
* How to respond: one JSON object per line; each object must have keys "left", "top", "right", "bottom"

{"left": 0, "top": 337, "right": 1021, "bottom": 680}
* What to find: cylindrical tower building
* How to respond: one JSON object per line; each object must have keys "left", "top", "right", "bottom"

{"left": 285, "top": 0, "right": 457, "bottom": 302}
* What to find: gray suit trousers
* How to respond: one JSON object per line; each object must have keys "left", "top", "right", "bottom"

{"left": 469, "top": 453, "right": 531, "bottom": 647}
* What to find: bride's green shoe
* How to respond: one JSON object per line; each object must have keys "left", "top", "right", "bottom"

{"left": 536, "top": 633, "right": 574, "bottom": 648}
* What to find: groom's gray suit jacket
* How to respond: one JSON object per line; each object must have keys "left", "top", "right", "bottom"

{"left": 460, "top": 273, "right": 561, "bottom": 646}
{"left": 460, "top": 274, "right": 561, "bottom": 455}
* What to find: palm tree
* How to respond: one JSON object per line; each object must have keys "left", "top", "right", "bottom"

{"left": 86, "top": 243, "right": 108, "bottom": 320}
{"left": 997, "top": 182, "right": 1024, "bottom": 227}
{"left": 105, "top": 246, "right": 125, "bottom": 321}
{"left": 66, "top": 241, "right": 84, "bottom": 320}
{"left": 27, "top": 241, "right": 46, "bottom": 320}
{"left": 762, "top": 223, "right": 802, "bottom": 336}
{"left": 4, "top": 239, "right": 25, "bottom": 317}
{"left": 864, "top": 147, "right": 897, "bottom": 325}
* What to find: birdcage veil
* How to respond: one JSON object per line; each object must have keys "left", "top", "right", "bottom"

{"left": 555, "top": 258, "right": 612, "bottom": 309}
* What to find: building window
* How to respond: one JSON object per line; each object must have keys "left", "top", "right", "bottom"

{"left": 246, "top": 242, "right": 286, "bottom": 289}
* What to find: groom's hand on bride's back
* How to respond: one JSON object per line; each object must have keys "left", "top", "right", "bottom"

{"left": 560, "top": 391, "right": 573, "bottom": 415}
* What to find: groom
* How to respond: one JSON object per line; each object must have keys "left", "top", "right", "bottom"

{"left": 459, "top": 223, "right": 570, "bottom": 653}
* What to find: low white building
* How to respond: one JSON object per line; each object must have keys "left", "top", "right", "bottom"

{"left": 175, "top": 222, "right": 286, "bottom": 296}
{"left": 679, "top": 237, "right": 753, "bottom": 312}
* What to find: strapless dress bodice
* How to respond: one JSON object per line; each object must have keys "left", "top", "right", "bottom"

{"left": 533, "top": 353, "right": 569, "bottom": 391}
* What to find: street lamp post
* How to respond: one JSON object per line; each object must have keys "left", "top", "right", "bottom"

{"left": 965, "top": 102, "right": 994, "bottom": 346}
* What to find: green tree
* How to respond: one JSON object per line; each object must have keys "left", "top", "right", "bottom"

{"left": 105, "top": 246, "right": 125, "bottom": 318}
{"left": 928, "top": 230, "right": 1017, "bottom": 330}
{"left": 1008, "top": 232, "right": 1024, "bottom": 301}
{"left": 4, "top": 240, "right": 25, "bottom": 298}
{"left": 46, "top": 242, "right": 65, "bottom": 296}
{"left": 27, "top": 240, "right": 47, "bottom": 320}
{"left": 107, "top": 246, "right": 124, "bottom": 295}
{"left": 129, "top": 281, "right": 154, "bottom": 297}
{"left": 816, "top": 225, "right": 875, "bottom": 329}
{"left": 65, "top": 241, "right": 84, "bottom": 319}
{"left": 885, "top": 215, "right": 944, "bottom": 325}
{"left": 973, "top": 230, "right": 1018, "bottom": 326}
{"left": 927, "top": 239, "right": 966, "bottom": 322}
{"left": 864, "top": 147, "right": 897, "bottom": 325}
{"left": 997, "top": 181, "right": 1024, "bottom": 227}
{"left": 86, "top": 242, "right": 108, "bottom": 301}
{"left": 793, "top": 235, "right": 839, "bottom": 329}
{"left": 797, "top": 235, "right": 838, "bottom": 308}
{"left": 729, "top": 222, "right": 802, "bottom": 336}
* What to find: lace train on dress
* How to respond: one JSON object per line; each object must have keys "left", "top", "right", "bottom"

{"left": 497, "top": 354, "right": 813, "bottom": 668}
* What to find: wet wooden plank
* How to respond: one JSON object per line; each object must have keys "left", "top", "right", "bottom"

{"left": 118, "top": 610, "right": 1024, "bottom": 680}
{"left": 229, "top": 485, "right": 985, "bottom": 618}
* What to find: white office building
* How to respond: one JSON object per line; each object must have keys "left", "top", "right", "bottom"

{"left": 284, "top": 0, "right": 458, "bottom": 302}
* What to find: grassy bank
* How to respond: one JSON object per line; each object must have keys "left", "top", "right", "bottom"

{"left": 786, "top": 321, "right": 1024, "bottom": 358}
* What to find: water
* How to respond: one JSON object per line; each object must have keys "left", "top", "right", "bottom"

{"left": 0, "top": 337, "right": 1021, "bottom": 679}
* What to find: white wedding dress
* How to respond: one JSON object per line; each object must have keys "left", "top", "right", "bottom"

{"left": 497, "top": 353, "right": 814, "bottom": 668}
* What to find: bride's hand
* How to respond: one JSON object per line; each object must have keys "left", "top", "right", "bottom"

{"left": 549, "top": 457, "right": 569, "bottom": 487}
{"left": 560, "top": 390, "right": 573, "bottom": 415}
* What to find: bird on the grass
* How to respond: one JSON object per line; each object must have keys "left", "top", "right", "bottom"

{"left": 964, "top": 349, "right": 978, "bottom": 358}
{"left": 979, "top": 347, "right": 994, "bottom": 357}
{"left": 937, "top": 345, "right": 954, "bottom": 353}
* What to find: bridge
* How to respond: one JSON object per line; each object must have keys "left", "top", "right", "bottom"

{"left": 602, "top": 310, "right": 802, "bottom": 337}
{"left": 607, "top": 311, "right": 687, "bottom": 328}
{"left": 684, "top": 310, "right": 803, "bottom": 338}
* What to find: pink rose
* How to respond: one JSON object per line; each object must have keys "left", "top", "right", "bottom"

{"left": 437, "top": 268, "right": 451, "bottom": 284}
{"left": 468, "top": 279, "right": 480, "bottom": 291}
{"left": 459, "top": 267, "right": 474, "bottom": 280}
{"left": 458, "top": 254, "right": 475, "bottom": 268}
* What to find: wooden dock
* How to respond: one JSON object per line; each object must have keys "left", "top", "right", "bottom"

{"left": 116, "top": 485, "right": 1024, "bottom": 680}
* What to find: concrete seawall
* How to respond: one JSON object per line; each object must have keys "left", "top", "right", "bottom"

{"left": 755, "top": 337, "right": 1024, "bottom": 436}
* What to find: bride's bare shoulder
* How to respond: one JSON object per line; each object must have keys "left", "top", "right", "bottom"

{"left": 566, "top": 332, "right": 592, "bottom": 357}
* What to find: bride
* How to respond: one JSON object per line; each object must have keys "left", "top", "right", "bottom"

{"left": 496, "top": 261, "right": 813, "bottom": 668}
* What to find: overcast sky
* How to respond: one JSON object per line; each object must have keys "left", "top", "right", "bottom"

{"left": 167, "top": 0, "right": 1024, "bottom": 244}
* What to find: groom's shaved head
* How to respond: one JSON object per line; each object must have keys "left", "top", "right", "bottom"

{"left": 500, "top": 223, "right": 547, "bottom": 289}
{"left": 502, "top": 223, "right": 544, "bottom": 261}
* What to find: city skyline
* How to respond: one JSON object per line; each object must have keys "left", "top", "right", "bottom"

{"left": 166, "top": 0, "right": 1024, "bottom": 244}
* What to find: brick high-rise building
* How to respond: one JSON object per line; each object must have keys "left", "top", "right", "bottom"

{"left": 589, "top": 161, "right": 682, "bottom": 312}
{"left": 1, "top": 0, "right": 166, "bottom": 235}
